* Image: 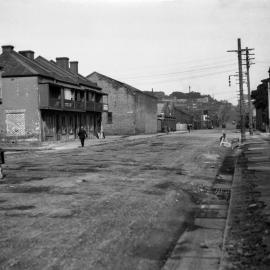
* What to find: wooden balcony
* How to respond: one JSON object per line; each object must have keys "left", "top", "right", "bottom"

{"left": 86, "top": 101, "right": 95, "bottom": 111}
{"left": 95, "top": 102, "right": 103, "bottom": 112}
{"left": 75, "top": 101, "right": 85, "bottom": 110}
{"left": 49, "top": 98, "right": 61, "bottom": 109}
{"left": 63, "top": 99, "right": 85, "bottom": 111}
{"left": 39, "top": 84, "right": 104, "bottom": 112}
{"left": 86, "top": 101, "right": 103, "bottom": 112}
{"left": 63, "top": 99, "right": 75, "bottom": 109}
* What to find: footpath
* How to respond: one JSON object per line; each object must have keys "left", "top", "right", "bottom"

{"left": 219, "top": 133, "right": 270, "bottom": 270}
{"left": 161, "top": 132, "right": 270, "bottom": 270}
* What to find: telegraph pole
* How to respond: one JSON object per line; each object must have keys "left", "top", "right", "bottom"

{"left": 237, "top": 38, "right": 246, "bottom": 142}
{"left": 245, "top": 47, "right": 254, "bottom": 135}
{"left": 228, "top": 38, "right": 255, "bottom": 142}
{"left": 268, "top": 67, "right": 270, "bottom": 133}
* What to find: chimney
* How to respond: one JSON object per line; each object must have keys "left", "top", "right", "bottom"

{"left": 2, "top": 45, "right": 14, "bottom": 53}
{"left": 19, "top": 50, "right": 35, "bottom": 60}
{"left": 56, "top": 57, "right": 69, "bottom": 70}
{"left": 70, "top": 61, "right": 78, "bottom": 74}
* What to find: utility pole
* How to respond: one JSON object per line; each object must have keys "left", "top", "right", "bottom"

{"left": 237, "top": 38, "right": 246, "bottom": 142}
{"left": 228, "top": 38, "right": 254, "bottom": 142}
{"left": 268, "top": 67, "right": 270, "bottom": 133}
{"left": 245, "top": 47, "right": 254, "bottom": 135}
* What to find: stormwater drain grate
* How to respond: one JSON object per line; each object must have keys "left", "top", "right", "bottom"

{"left": 212, "top": 184, "right": 231, "bottom": 201}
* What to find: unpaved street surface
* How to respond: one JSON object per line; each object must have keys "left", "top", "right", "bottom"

{"left": 0, "top": 131, "right": 234, "bottom": 270}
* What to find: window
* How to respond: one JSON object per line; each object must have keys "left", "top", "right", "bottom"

{"left": 5, "top": 110, "right": 25, "bottom": 136}
{"left": 107, "top": 112, "right": 112, "bottom": 124}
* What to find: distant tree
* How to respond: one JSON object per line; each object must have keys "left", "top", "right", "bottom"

{"left": 143, "top": 91, "right": 168, "bottom": 100}
{"left": 169, "top": 91, "right": 206, "bottom": 99}
{"left": 217, "top": 103, "right": 232, "bottom": 125}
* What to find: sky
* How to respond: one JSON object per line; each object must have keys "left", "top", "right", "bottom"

{"left": 0, "top": 0, "right": 270, "bottom": 104}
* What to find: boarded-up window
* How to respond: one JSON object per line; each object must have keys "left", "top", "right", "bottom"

{"left": 5, "top": 110, "right": 25, "bottom": 136}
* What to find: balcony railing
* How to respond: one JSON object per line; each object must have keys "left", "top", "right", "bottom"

{"left": 75, "top": 100, "right": 85, "bottom": 110}
{"left": 49, "top": 98, "right": 61, "bottom": 109}
{"left": 86, "top": 101, "right": 95, "bottom": 111}
{"left": 42, "top": 97, "right": 103, "bottom": 112}
{"left": 63, "top": 99, "right": 75, "bottom": 109}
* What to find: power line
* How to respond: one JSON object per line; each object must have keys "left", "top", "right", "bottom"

{"left": 114, "top": 55, "right": 236, "bottom": 75}
{"left": 126, "top": 68, "right": 236, "bottom": 85}
{"left": 112, "top": 57, "right": 237, "bottom": 78}
{"left": 120, "top": 62, "right": 237, "bottom": 80}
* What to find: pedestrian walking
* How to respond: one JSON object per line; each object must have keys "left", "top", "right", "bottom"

{"left": 77, "top": 126, "right": 88, "bottom": 147}
{"left": 187, "top": 124, "right": 191, "bottom": 133}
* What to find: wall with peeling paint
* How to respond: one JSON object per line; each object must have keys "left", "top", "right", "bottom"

{"left": 0, "top": 76, "right": 41, "bottom": 140}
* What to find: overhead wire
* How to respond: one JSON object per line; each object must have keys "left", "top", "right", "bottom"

{"left": 128, "top": 68, "right": 236, "bottom": 85}
{"left": 120, "top": 62, "right": 237, "bottom": 80}
{"left": 113, "top": 56, "right": 237, "bottom": 78}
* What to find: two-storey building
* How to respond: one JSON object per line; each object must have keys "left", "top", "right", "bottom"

{"left": 0, "top": 45, "right": 106, "bottom": 142}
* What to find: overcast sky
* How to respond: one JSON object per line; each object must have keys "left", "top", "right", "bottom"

{"left": 0, "top": 0, "right": 269, "bottom": 104}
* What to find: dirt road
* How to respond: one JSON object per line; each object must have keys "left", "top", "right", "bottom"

{"left": 0, "top": 130, "right": 235, "bottom": 270}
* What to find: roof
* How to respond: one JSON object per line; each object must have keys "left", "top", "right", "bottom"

{"left": 36, "top": 56, "right": 77, "bottom": 86}
{"left": 0, "top": 47, "right": 102, "bottom": 91}
{"left": 87, "top": 72, "right": 158, "bottom": 100}
{"left": 0, "top": 50, "right": 53, "bottom": 78}
{"left": 36, "top": 56, "right": 101, "bottom": 90}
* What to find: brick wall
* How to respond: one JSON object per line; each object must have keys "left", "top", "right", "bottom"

{"left": 0, "top": 76, "right": 41, "bottom": 140}
{"left": 89, "top": 74, "right": 136, "bottom": 135}
{"left": 88, "top": 73, "right": 157, "bottom": 135}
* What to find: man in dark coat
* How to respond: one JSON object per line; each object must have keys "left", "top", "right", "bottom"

{"left": 77, "top": 126, "right": 88, "bottom": 147}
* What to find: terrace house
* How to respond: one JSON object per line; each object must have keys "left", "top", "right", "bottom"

{"left": 0, "top": 45, "right": 106, "bottom": 142}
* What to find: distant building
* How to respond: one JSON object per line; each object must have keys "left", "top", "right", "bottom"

{"left": 157, "top": 102, "right": 192, "bottom": 132}
{"left": 174, "top": 106, "right": 193, "bottom": 125}
{"left": 157, "top": 102, "right": 176, "bottom": 132}
{"left": 0, "top": 65, "right": 3, "bottom": 105}
{"left": 87, "top": 72, "right": 158, "bottom": 135}
{"left": 0, "top": 45, "right": 106, "bottom": 142}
